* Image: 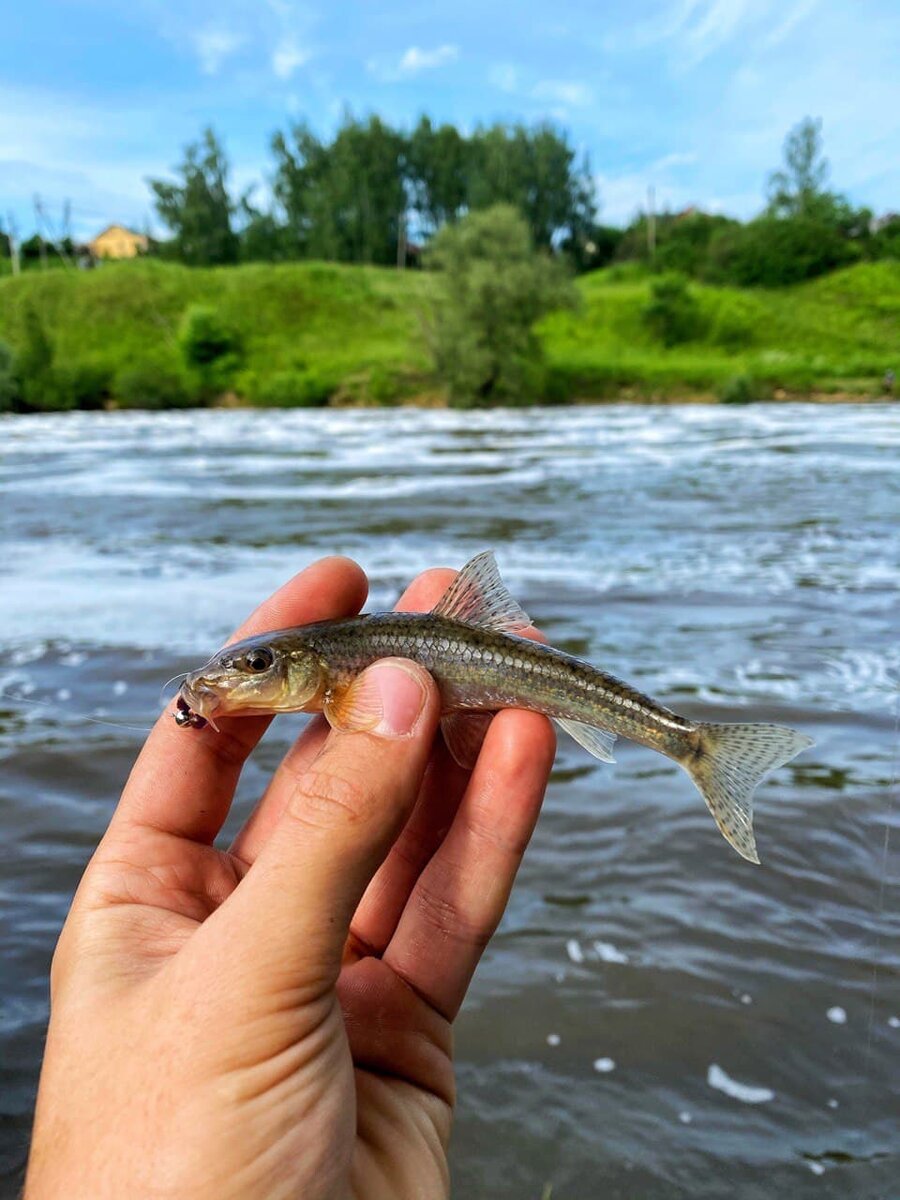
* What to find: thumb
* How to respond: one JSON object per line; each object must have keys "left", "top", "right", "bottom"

{"left": 218, "top": 658, "right": 441, "bottom": 989}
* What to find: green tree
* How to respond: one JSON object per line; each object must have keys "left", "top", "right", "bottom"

{"left": 407, "top": 117, "right": 470, "bottom": 233}
{"left": 872, "top": 215, "right": 900, "bottom": 260}
{"left": 615, "top": 210, "right": 739, "bottom": 276}
{"left": 642, "top": 273, "right": 704, "bottom": 345}
{"left": 273, "top": 114, "right": 407, "bottom": 264}
{"left": 767, "top": 117, "right": 830, "bottom": 219}
{"left": 148, "top": 128, "right": 240, "bottom": 266}
{"left": 466, "top": 123, "right": 596, "bottom": 251}
{"left": 706, "top": 214, "right": 859, "bottom": 286}
{"left": 425, "top": 204, "right": 577, "bottom": 406}
{"left": 238, "top": 199, "right": 290, "bottom": 262}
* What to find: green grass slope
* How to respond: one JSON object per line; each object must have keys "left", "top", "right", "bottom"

{"left": 0, "top": 257, "right": 897, "bottom": 405}
{"left": 541, "top": 260, "right": 900, "bottom": 397}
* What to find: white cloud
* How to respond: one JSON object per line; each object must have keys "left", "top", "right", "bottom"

{"left": 763, "top": 0, "right": 819, "bottom": 46}
{"left": 397, "top": 44, "right": 458, "bottom": 74}
{"left": 684, "top": 0, "right": 754, "bottom": 60}
{"left": 532, "top": 79, "right": 592, "bottom": 107}
{"left": 488, "top": 62, "right": 518, "bottom": 93}
{"left": 272, "top": 37, "right": 309, "bottom": 79}
{"left": 191, "top": 27, "right": 243, "bottom": 74}
{"left": 367, "top": 43, "right": 458, "bottom": 82}
{"left": 651, "top": 151, "right": 699, "bottom": 171}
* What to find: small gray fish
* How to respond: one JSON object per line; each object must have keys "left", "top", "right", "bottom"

{"left": 177, "top": 551, "right": 813, "bottom": 863}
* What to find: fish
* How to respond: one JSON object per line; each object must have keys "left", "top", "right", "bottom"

{"left": 176, "top": 551, "right": 813, "bottom": 863}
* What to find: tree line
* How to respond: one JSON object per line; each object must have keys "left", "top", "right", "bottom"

{"left": 147, "top": 117, "right": 597, "bottom": 272}
{"left": 136, "top": 115, "right": 900, "bottom": 288}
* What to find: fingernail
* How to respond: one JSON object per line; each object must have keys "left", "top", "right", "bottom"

{"left": 342, "top": 659, "right": 429, "bottom": 738}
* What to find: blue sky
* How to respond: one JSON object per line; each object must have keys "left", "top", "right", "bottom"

{"left": 1, "top": 0, "right": 898, "bottom": 241}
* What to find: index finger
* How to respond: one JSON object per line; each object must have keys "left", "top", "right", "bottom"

{"left": 107, "top": 556, "right": 368, "bottom": 845}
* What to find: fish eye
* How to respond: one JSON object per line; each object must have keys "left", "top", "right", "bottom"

{"left": 243, "top": 647, "right": 274, "bottom": 673}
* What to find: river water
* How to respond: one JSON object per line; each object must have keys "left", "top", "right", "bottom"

{"left": 1, "top": 405, "right": 898, "bottom": 1197}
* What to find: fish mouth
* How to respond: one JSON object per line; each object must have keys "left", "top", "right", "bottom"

{"left": 175, "top": 681, "right": 222, "bottom": 731}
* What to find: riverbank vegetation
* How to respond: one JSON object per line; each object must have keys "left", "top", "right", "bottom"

{"left": 1, "top": 247, "right": 897, "bottom": 411}
{"left": 1, "top": 113, "right": 897, "bottom": 411}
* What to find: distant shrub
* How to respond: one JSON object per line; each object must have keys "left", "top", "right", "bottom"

{"left": 0, "top": 341, "right": 18, "bottom": 411}
{"left": 706, "top": 216, "right": 859, "bottom": 287}
{"left": 177, "top": 305, "right": 241, "bottom": 366}
{"left": 719, "top": 374, "right": 769, "bottom": 405}
{"left": 177, "top": 305, "right": 243, "bottom": 394}
{"left": 642, "top": 274, "right": 705, "bottom": 346}
{"left": 249, "top": 369, "right": 331, "bottom": 408}
{"left": 115, "top": 359, "right": 193, "bottom": 409}
{"left": 50, "top": 363, "right": 111, "bottom": 410}
{"left": 15, "top": 305, "right": 54, "bottom": 407}
{"left": 425, "top": 204, "right": 578, "bottom": 407}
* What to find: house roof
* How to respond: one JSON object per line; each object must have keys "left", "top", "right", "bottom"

{"left": 91, "top": 224, "right": 146, "bottom": 241}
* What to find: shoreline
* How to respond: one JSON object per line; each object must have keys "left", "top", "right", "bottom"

{"left": 4, "top": 391, "right": 895, "bottom": 416}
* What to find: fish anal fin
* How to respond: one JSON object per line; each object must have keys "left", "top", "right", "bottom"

{"left": 441, "top": 712, "right": 493, "bottom": 769}
{"left": 432, "top": 551, "right": 532, "bottom": 634}
{"left": 555, "top": 718, "right": 617, "bottom": 763}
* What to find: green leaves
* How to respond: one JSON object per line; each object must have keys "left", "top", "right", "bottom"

{"left": 425, "top": 205, "right": 578, "bottom": 406}
{"left": 148, "top": 128, "right": 239, "bottom": 267}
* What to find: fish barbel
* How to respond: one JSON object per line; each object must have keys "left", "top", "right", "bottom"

{"left": 177, "top": 551, "right": 813, "bottom": 863}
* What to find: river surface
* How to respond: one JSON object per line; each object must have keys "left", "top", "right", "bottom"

{"left": 1, "top": 405, "right": 898, "bottom": 1198}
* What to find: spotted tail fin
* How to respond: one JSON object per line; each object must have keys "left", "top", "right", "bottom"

{"left": 684, "top": 722, "right": 814, "bottom": 864}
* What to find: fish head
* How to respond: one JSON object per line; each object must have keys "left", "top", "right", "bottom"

{"left": 178, "top": 632, "right": 325, "bottom": 728}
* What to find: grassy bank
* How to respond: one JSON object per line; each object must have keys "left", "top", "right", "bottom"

{"left": 1, "top": 257, "right": 898, "bottom": 407}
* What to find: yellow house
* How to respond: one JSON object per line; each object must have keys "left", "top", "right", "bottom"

{"left": 88, "top": 224, "right": 149, "bottom": 259}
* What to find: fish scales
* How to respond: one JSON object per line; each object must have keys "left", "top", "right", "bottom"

{"left": 301, "top": 612, "right": 696, "bottom": 758}
{"left": 177, "top": 550, "right": 813, "bottom": 863}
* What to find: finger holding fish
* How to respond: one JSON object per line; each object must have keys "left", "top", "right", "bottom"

{"left": 108, "top": 556, "right": 367, "bottom": 848}
{"left": 229, "top": 568, "right": 462, "bottom": 867}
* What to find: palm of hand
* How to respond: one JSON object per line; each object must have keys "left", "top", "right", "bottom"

{"left": 74, "top": 827, "right": 452, "bottom": 1200}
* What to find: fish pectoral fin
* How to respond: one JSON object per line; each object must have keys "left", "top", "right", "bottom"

{"left": 555, "top": 718, "right": 617, "bottom": 763}
{"left": 431, "top": 550, "right": 532, "bottom": 635}
{"left": 321, "top": 679, "right": 374, "bottom": 732}
{"left": 441, "top": 712, "right": 493, "bottom": 769}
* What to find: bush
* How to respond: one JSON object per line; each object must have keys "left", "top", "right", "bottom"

{"left": 15, "top": 305, "right": 54, "bottom": 407}
{"left": 425, "top": 204, "right": 577, "bottom": 406}
{"left": 247, "top": 369, "right": 332, "bottom": 408}
{"left": 115, "top": 359, "right": 193, "bottom": 409}
{"left": 719, "top": 374, "right": 769, "bottom": 404}
{"left": 642, "top": 274, "right": 705, "bottom": 346}
{"left": 50, "top": 363, "right": 111, "bottom": 410}
{"left": 0, "top": 341, "right": 18, "bottom": 411}
{"left": 706, "top": 216, "right": 859, "bottom": 287}
{"left": 177, "top": 305, "right": 243, "bottom": 394}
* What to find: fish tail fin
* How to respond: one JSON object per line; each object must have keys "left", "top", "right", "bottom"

{"left": 684, "top": 722, "right": 814, "bottom": 864}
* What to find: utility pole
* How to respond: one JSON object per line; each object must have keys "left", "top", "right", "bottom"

{"left": 647, "top": 185, "right": 656, "bottom": 266}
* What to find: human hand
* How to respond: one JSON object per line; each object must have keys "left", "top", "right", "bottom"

{"left": 26, "top": 558, "right": 555, "bottom": 1200}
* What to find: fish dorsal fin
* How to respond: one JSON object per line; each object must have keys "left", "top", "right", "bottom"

{"left": 441, "top": 712, "right": 493, "bottom": 769}
{"left": 432, "top": 551, "right": 532, "bottom": 634}
{"left": 555, "top": 718, "right": 617, "bottom": 763}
